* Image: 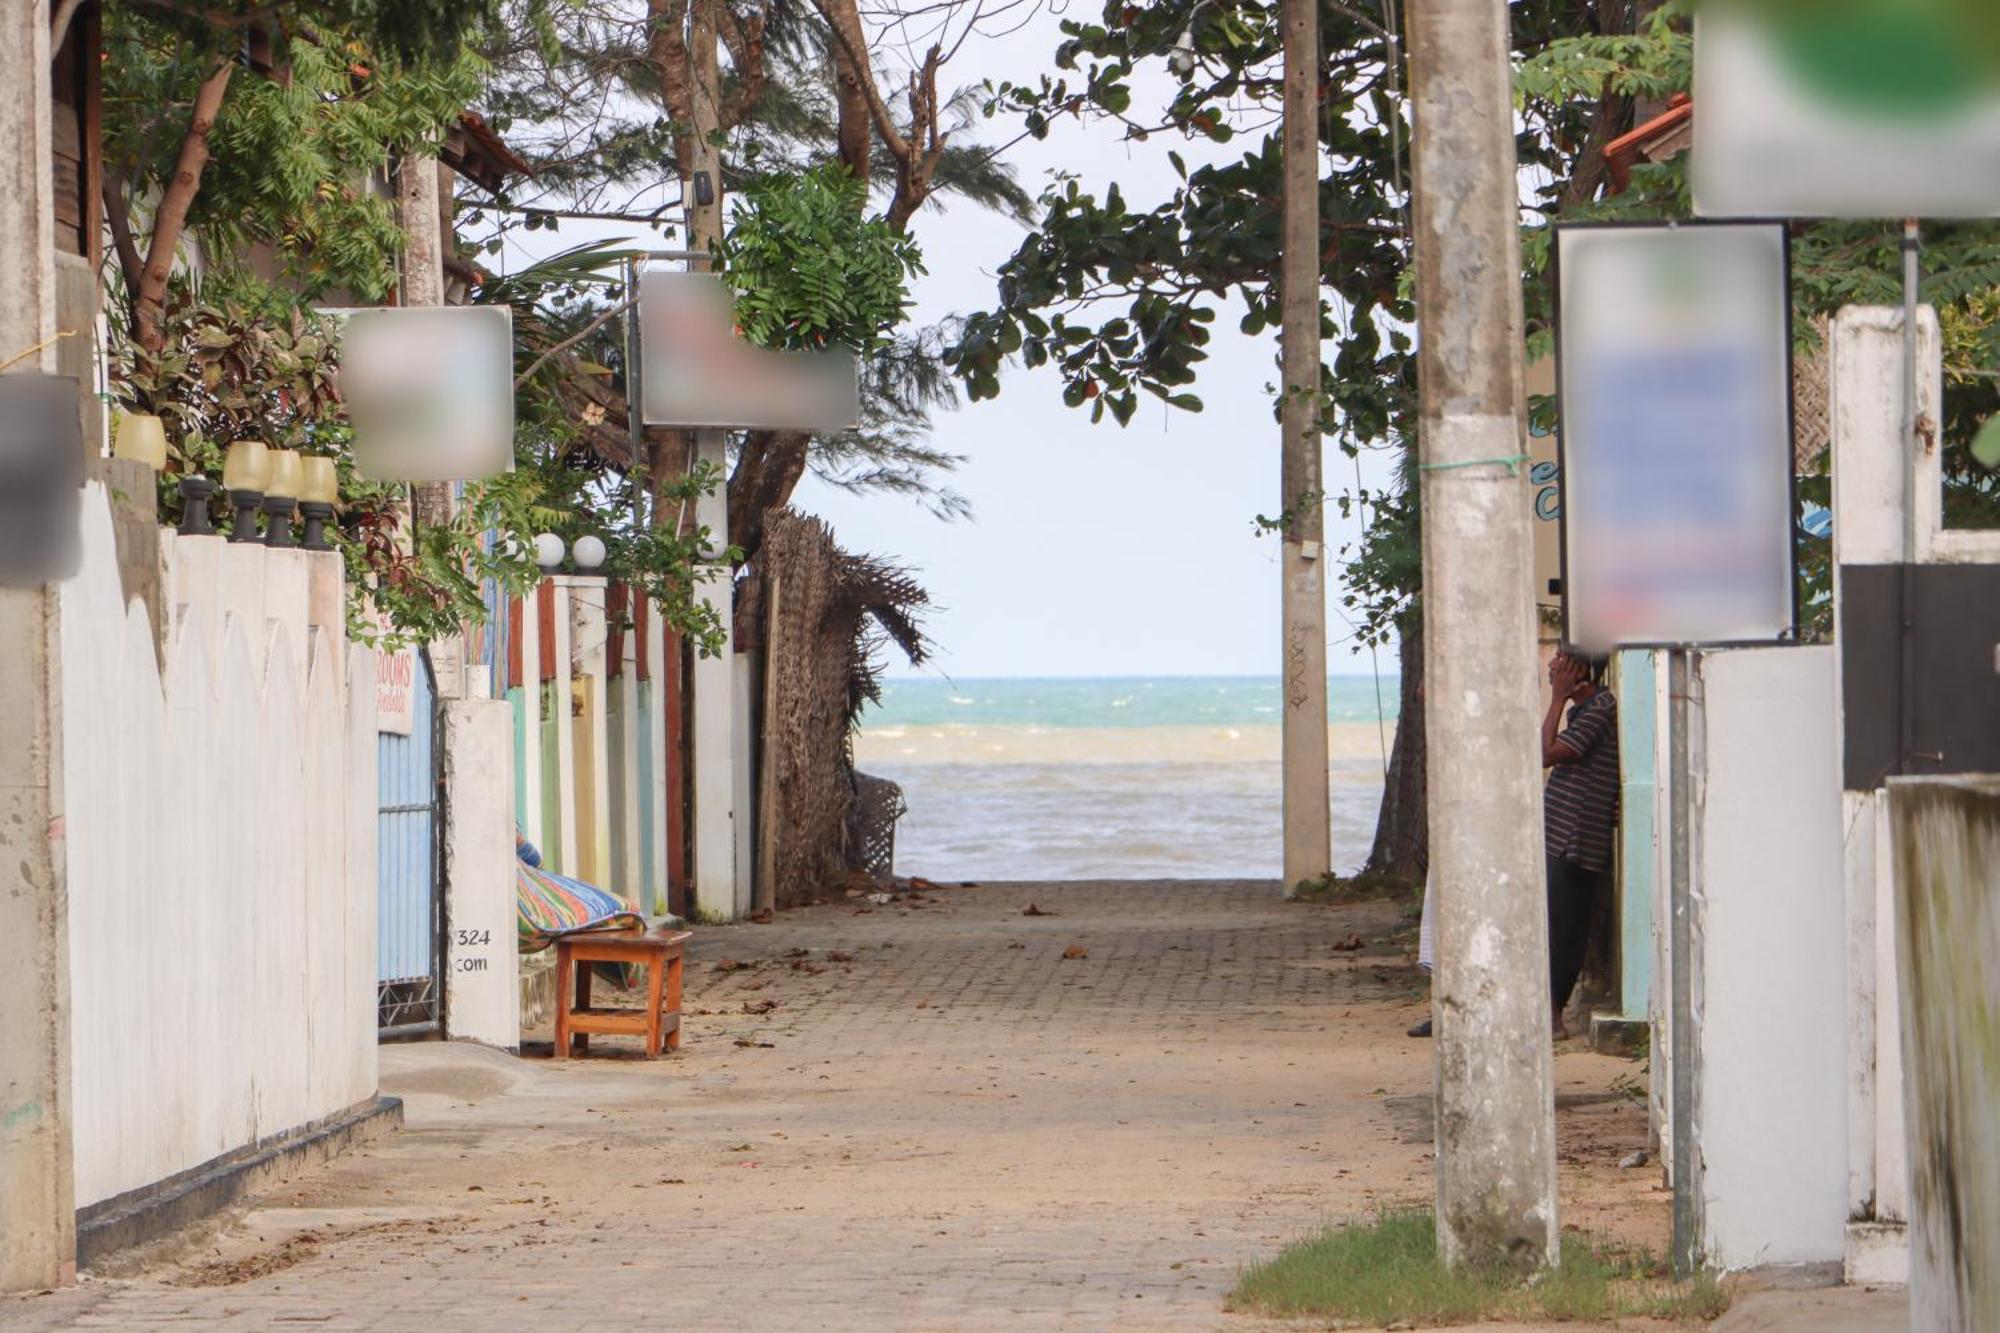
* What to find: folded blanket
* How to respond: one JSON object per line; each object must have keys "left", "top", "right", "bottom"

{"left": 516, "top": 862, "right": 647, "bottom": 952}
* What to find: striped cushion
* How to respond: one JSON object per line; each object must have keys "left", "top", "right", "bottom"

{"left": 516, "top": 862, "right": 646, "bottom": 952}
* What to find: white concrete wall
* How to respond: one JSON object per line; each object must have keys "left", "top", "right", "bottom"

{"left": 59, "top": 485, "right": 377, "bottom": 1211}
{"left": 1692, "top": 645, "right": 1849, "bottom": 1272}
{"left": 443, "top": 699, "right": 520, "bottom": 1049}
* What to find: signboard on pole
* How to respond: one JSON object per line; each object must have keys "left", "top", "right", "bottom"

{"left": 638, "top": 271, "right": 859, "bottom": 431}
{"left": 1555, "top": 222, "right": 1797, "bottom": 652}
{"left": 375, "top": 643, "right": 417, "bottom": 735}
{"left": 1693, "top": 7, "right": 2000, "bottom": 219}
{"left": 1526, "top": 356, "right": 1564, "bottom": 622}
{"left": 330, "top": 306, "right": 515, "bottom": 482}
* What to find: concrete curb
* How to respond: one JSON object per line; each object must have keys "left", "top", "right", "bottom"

{"left": 75, "top": 1096, "right": 403, "bottom": 1268}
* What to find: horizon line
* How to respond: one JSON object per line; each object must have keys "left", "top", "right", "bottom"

{"left": 875, "top": 672, "right": 1395, "bottom": 683}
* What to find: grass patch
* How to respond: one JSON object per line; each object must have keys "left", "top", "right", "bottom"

{"left": 1230, "top": 1211, "right": 1729, "bottom": 1326}
{"left": 1289, "top": 871, "right": 1420, "bottom": 904}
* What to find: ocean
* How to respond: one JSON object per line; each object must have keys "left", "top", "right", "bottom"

{"left": 851, "top": 676, "right": 1402, "bottom": 882}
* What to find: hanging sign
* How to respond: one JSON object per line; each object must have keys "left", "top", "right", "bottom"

{"left": 375, "top": 644, "right": 417, "bottom": 735}
{"left": 639, "top": 271, "right": 859, "bottom": 431}
{"left": 1526, "top": 357, "right": 1564, "bottom": 621}
{"left": 330, "top": 306, "right": 515, "bottom": 482}
{"left": 1555, "top": 222, "right": 1798, "bottom": 652}
{"left": 1693, "top": 6, "right": 2000, "bottom": 218}
{"left": 0, "top": 372, "right": 85, "bottom": 586}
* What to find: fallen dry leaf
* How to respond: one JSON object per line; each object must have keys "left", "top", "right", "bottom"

{"left": 733, "top": 1038, "right": 775, "bottom": 1049}
{"left": 1062, "top": 944, "right": 1089, "bottom": 960}
{"left": 713, "top": 959, "right": 752, "bottom": 974}
{"left": 1023, "top": 903, "right": 1058, "bottom": 917}
{"left": 1331, "top": 932, "right": 1365, "bottom": 952}
{"left": 782, "top": 947, "right": 809, "bottom": 959}
{"left": 749, "top": 908, "right": 774, "bottom": 925}
{"left": 741, "top": 999, "right": 778, "bottom": 1015}
{"left": 826, "top": 950, "right": 856, "bottom": 963}
{"left": 790, "top": 960, "right": 827, "bottom": 975}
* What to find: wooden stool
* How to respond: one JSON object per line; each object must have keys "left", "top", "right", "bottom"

{"left": 553, "top": 929, "right": 690, "bottom": 1059}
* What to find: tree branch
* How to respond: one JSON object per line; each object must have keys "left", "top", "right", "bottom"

{"left": 646, "top": 0, "right": 698, "bottom": 179}
{"left": 716, "top": 2, "right": 770, "bottom": 130}
{"left": 134, "top": 59, "right": 235, "bottom": 354}
{"left": 102, "top": 169, "right": 145, "bottom": 319}
{"left": 514, "top": 295, "right": 639, "bottom": 389}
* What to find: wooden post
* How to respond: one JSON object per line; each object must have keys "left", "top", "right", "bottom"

{"left": 754, "top": 576, "right": 782, "bottom": 915}
{"left": 1277, "top": 0, "right": 1331, "bottom": 895}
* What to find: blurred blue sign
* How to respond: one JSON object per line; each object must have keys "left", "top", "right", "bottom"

{"left": 1555, "top": 222, "right": 1797, "bottom": 651}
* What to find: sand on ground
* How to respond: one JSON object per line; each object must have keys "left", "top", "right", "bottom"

{"left": 7, "top": 880, "right": 1665, "bottom": 1332}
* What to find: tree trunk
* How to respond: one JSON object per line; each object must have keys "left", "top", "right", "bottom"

{"left": 133, "top": 59, "right": 233, "bottom": 353}
{"left": 727, "top": 428, "right": 810, "bottom": 564}
{"left": 1366, "top": 614, "right": 1428, "bottom": 881}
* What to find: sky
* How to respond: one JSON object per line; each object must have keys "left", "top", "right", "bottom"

{"left": 505, "top": 3, "right": 1399, "bottom": 682}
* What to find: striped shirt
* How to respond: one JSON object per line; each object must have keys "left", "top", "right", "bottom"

{"left": 1544, "top": 689, "right": 1620, "bottom": 872}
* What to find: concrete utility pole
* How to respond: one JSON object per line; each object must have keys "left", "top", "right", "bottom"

{"left": 1278, "top": 0, "right": 1332, "bottom": 892}
{"left": 0, "top": 0, "right": 77, "bottom": 1292}
{"left": 683, "top": 0, "right": 747, "bottom": 920}
{"left": 397, "top": 147, "right": 467, "bottom": 699}
{"left": 1405, "top": 0, "right": 1560, "bottom": 1270}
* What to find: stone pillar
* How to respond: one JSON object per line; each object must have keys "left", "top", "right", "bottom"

{"left": 443, "top": 699, "right": 521, "bottom": 1050}
{"left": 0, "top": 0, "right": 77, "bottom": 1293}
{"left": 1888, "top": 777, "right": 2000, "bottom": 1333}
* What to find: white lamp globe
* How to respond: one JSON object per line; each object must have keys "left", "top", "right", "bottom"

{"left": 532, "top": 532, "right": 566, "bottom": 571}
{"left": 572, "top": 535, "right": 607, "bottom": 571}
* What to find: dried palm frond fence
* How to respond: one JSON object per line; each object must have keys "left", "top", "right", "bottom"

{"left": 741, "top": 510, "right": 928, "bottom": 909}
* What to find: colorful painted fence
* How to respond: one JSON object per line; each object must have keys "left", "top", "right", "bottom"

{"left": 496, "top": 577, "right": 685, "bottom": 919}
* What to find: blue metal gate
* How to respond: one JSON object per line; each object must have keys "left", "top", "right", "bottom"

{"left": 377, "top": 649, "right": 443, "bottom": 1034}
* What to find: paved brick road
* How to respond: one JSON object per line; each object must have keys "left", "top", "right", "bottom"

{"left": 4, "top": 880, "right": 1651, "bottom": 1332}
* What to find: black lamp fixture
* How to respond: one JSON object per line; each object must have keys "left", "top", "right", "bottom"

{"left": 177, "top": 477, "right": 217, "bottom": 536}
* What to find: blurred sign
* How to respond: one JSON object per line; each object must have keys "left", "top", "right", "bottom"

{"left": 1555, "top": 223, "right": 1797, "bottom": 651}
{"left": 332, "top": 306, "right": 514, "bottom": 482}
{"left": 639, "top": 271, "right": 859, "bottom": 431}
{"left": 1693, "top": 6, "right": 2000, "bottom": 218}
{"left": 0, "top": 373, "right": 84, "bottom": 586}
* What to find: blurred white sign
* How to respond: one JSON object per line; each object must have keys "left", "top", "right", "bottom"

{"left": 639, "top": 271, "right": 859, "bottom": 431}
{"left": 332, "top": 306, "right": 515, "bottom": 482}
{"left": 1693, "top": 8, "right": 2000, "bottom": 218}
{"left": 1556, "top": 223, "right": 1796, "bottom": 651}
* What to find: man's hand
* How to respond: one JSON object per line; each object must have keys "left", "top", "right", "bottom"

{"left": 1548, "top": 654, "right": 1586, "bottom": 703}
{"left": 1542, "top": 654, "right": 1584, "bottom": 766}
